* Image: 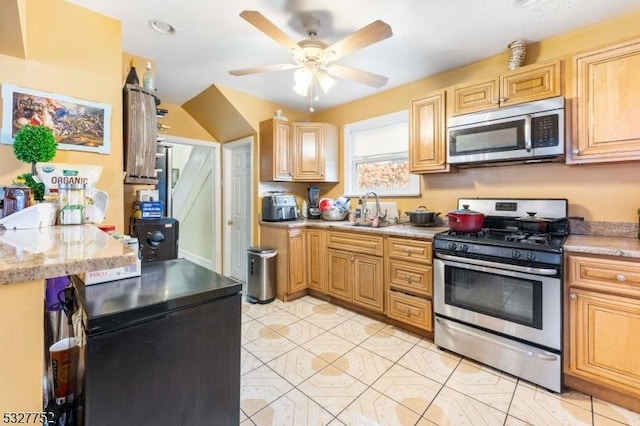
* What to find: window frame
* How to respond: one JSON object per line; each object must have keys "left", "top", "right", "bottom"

{"left": 343, "top": 110, "right": 420, "bottom": 197}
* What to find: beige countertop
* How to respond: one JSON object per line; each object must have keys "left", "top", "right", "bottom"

{"left": 0, "top": 224, "right": 137, "bottom": 285}
{"left": 564, "top": 234, "right": 640, "bottom": 258}
{"left": 260, "top": 219, "right": 448, "bottom": 239}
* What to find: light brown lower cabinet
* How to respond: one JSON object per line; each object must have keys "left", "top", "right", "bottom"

{"left": 326, "top": 231, "right": 385, "bottom": 313}
{"left": 386, "top": 291, "right": 432, "bottom": 331}
{"left": 306, "top": 229, "right": 326, "bottom": 293}
{"left": 565, "top": 253, "right": 640, "bottom": 412}
{"left": 385, "top": 237, "right": 434, "bottom": 334}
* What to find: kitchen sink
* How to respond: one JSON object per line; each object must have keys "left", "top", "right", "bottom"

{"left": 347, "top": 221, "right": 395, "bottom": 228}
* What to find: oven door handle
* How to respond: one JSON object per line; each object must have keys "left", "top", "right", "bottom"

{"left": 436, "top": 318, "right": 558, "bottom": 361}
{"left": 435, "top": 252, "right": 558, "bottom": 276}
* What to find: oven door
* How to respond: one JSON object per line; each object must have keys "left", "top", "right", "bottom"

{"left": 433, "top": 254, "right": 561, "bottom": 350}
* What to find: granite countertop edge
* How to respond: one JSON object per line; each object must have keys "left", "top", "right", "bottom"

{"left": 0, "top": 224, "right": 138, "bottom": 285}
{"left": 260, "top": 219, "right": 448, "bottom": 239}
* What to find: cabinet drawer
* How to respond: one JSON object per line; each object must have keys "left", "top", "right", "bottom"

{"left": 568, "top": 255, "right": 640, "bottom": 298}
{"left": 386, "top": 238, "right": 432, "bottom": 264}
{"left": 387, "top": 291, "right": 432, "bottom": 331}
{"left": 388, "top": 260, "right": 432, "bottom": 297}
{"left": 327, "top": 231, "right": 383, "bottom": 256}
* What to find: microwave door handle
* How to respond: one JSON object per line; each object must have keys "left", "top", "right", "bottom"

{"left": 524, "top": 114, "right": 532, "bottom": 152}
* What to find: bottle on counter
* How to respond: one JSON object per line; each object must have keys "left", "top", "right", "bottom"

{"left": 143, "top": 62, "right": 156, "bottom": 92}
{"left": 3, "top": 178, "right": 31, "bottom": 217}
{"left": 58, "top": 183, "right": 85, "bottom": 225}
{"left": 125, "top": 59, "right": 139, "bottom": 86}
{"left": 355, "top": 197, "right": 363, "bottom": 221}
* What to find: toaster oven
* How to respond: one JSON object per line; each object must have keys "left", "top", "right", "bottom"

{"left": 261, "top": 195, "right": 297, "bottom": 222}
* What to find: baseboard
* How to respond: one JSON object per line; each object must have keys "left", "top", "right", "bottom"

{"left": 178, "top": 249, "right": 213, "bottom": 270}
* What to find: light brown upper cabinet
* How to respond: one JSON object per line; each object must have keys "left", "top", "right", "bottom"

{"left": 259, "top": 119, "right": 339, "bottom": 182}
{"left": 452, "top": 60, "right": 561, "bottom": 116}
{"left": 259, "top": 118, "right": 292, "bottom": 181}
{"left": 409, "top": 91, "right": 448, "bottom": 173}
{"left": 292, "top": 123, "right": 339, "bottom": 182}
{"left": 569, "top": 38, "right": 640, "bottom": 164}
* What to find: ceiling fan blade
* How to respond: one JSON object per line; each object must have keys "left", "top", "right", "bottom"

{"left": 229, "top": 63, "right": 299, "bottom": 76}
{"left": 239, "top": 10, "right": 302, "bottom": 52}
{"left": 327, "top": 64, "right": 388, "bottom": 88}
{"left": 324, "top": 20, "right": 392, "bottom": 61}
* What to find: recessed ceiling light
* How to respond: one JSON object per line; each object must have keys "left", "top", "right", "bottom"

{"left": 513, "top": 0, "right": 543, "bottom": 7}
{"left": 149, "top": 19, "right": 176, "bottom": 35}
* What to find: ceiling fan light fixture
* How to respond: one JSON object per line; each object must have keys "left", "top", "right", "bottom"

{"left": 317, "top": 69, "right": 335, "bottom": 93}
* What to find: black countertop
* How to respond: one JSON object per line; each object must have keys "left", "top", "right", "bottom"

{"left": 75, "top": 258, "right": 242, "bottom": 335}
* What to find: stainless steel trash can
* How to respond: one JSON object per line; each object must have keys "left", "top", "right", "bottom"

{"left": 246, "top": 246, "right": 277, "bottom": 304}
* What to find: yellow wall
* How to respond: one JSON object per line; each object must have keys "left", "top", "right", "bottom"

{"left": 310, "top": 9, "right": 640, "bottom": 223}
{"left": 0, "top": 0, "right": 124, "bottom": 229}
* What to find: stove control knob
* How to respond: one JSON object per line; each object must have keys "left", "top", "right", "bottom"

{"left": 527, "top": 251, "right": 536, "bottom": 261}
{"left": 460, "top": 244, "right": 469, "bottom": 253}
{"left": 448, "top": 242, "right": 457, "bottom": 251}
{"left": 511, "top": 250, "right": 521, "bottom": 259}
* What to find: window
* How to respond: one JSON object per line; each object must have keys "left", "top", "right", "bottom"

{"left": 343, "top": 110, "right": 420, "bottom": 197}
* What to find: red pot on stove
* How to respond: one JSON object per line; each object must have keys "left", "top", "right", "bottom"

{"left": 446, "top": 204, "right": 485, "bottom": 233}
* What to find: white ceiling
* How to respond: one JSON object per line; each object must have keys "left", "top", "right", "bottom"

{"left": 67, "top": 0, "right": 640, "bottom": 112}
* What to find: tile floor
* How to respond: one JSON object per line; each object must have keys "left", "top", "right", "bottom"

{"left": 240, "top": 295, "right": 640, "bottom": 426}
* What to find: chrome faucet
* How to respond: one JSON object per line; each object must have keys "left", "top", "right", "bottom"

{"left": 362, "top": 191, "right": 387, "bottom": 222}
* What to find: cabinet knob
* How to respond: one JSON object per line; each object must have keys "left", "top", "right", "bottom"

{"left": 572, "top": 149, "right": 580, "bottom": 155}
{"left": 227, "top": 220, "right": 234, "bottom": 225}
{"left": 405, "top": 274, "right": 411, "bottom": 282}
{"left": 569, "top": 293, "right": 577, "bottom": 300}
{"left": 406, "top": 307, "right": 411, "bottom": 317}
{"left": 350, "top": 255, "right": 354, "bottom": 262}
{"left": 499, "top": 97, "right": 507, "bottom": 103}
{"left": 616, "top": 274, "right": 627, "bottom": 282}
{"left": 405, "top": 248, "right": 411, "bottom": 255}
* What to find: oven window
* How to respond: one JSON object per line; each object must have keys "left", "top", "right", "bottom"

{"left": 444, "top": 266, "right": 543, "bottom": 329}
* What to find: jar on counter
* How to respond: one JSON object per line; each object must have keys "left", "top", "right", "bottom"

{"left": 4, "top": 178, "right": 31, "bottom": 217}
{"left": 58, "top": 183, "right": 85, "bottom": 225}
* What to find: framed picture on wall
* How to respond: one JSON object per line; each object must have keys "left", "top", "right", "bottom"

{"left": 0, "top": 83, "right": 112, "bottom": 155}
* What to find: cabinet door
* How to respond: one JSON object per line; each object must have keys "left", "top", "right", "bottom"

{"left": 500, "top": 60, "right": 561, "bottom": 107}
{"left": 327, "top": 249, "right": 352, "bottom": 301}
{"left": 259, "top": 119, "right": 292, "bottom": 181}
{"left": 409, "top": 91, "right": 448, "bottom": 173}
{"left": 568, "top": 289, "right": 640, "bottom": 397}
{"left": 288, "top": 229, "right": 306, "bottom": 294}
{"left": 571, "top": 38, "right": 640, "bottom": 163}
{"left": 293, "top": 124, "right": 324, "bottom": 180}
{"left": 306, "top": 229, "right": 326, "bottom": 293}
{"left": 452, "top": 78, "right": 499, "bottom": 115}
{"left": 353, "top": 254, "right": 384, "bottom": 313}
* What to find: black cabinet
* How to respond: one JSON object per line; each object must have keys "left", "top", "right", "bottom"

{"left": 79, "top": 259, "right": 242, "bottom": 426}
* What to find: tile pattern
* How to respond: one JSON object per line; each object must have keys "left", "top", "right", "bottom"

{"left": 241, "top": 295, "right": 639, "bottom": 425}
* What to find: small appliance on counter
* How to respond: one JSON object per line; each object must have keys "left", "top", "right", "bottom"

{"left": 131, "top": 217, "right": 179, "bottom": 262}
{"left": 261, "top": 192, "right": 297, "bottom": 222}
{"left": 307, "top": 186, "right": 321, "bottom": 220}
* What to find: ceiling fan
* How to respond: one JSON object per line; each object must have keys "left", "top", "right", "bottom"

{"left": 229, "top": 10, "right": 393, "bottom": 99}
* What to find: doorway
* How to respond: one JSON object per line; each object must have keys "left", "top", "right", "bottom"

{"left": 223, "top": 136, "right": 253, "bottom": 283}
{"left": 162, "top": 135, "right": 222, "bottom": 272}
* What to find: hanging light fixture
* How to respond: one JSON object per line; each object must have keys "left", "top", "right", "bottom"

{"left": 292, "top": 60, "right": 335, "bottom": 98}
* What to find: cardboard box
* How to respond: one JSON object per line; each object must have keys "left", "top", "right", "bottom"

{"left": 79, "top": 237, "right": 142, "bottom": 285}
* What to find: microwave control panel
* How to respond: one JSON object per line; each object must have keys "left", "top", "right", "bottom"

{"left": 532, "top": 115, "right": 559, "bottom": 147}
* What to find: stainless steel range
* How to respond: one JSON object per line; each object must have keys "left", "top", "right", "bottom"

{"left": 433, "top": 198, "right": 570, "bottom": 392}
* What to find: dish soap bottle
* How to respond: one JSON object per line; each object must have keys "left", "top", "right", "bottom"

{"left": 143, "top": 62, "right": 156, "bottom": 92}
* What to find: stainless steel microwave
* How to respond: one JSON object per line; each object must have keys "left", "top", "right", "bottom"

{"left": 447, "top": 96, "right": 564, "bottom": 167}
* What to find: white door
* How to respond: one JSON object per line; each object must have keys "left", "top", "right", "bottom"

{"left": 223, "top": 137, "right": 252, "bottom": 282}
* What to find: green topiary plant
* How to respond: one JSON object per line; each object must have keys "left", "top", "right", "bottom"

{"left": 13, "top": 125, "right": 57, "bottom": 175}
{"left": 12, "top": 125, "right": 57, "bottom": 201}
